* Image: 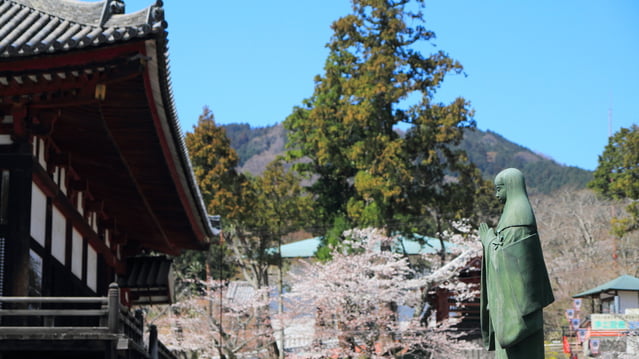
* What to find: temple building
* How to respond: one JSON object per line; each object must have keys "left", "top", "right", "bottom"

{"left": 0, "top": 0, "right": 214, "bottom": 358}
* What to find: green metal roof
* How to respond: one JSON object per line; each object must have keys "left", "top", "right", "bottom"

{"left": 278, "top": 237, "right": 323, "bottom": 258}
{"left": 276, "top": 235, "right": 449, "bottom": 258}
{"left": 573, "top": 275, "right": 639, "bottom": 298}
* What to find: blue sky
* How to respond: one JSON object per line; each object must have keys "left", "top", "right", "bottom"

{"left": 125, "top": 0, "right": 638, "bottom": 171}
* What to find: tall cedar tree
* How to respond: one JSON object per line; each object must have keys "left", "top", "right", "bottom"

{"left": 285, "top": 0, "right": 486, "bottom": 236}
{"left": 179, "top": 107, "right": 248, "bottom": 283}
{"left": 589, "top": 124, "right": 639, "bottom": 236}
{"left": 185, "top": 106, "right": 250, "bottom": 221}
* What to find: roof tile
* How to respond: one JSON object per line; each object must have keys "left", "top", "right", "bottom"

{"left": 0, "top": 0, "right": 165, "bottom": 58}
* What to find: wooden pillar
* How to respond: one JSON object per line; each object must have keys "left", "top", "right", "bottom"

{"left": 1, "top": 104, "right": 33, "bottom": 298}
{"left": 10, "top": 104, "right": 28, "bottom": 143}
{"left": 1, "top": 152, "right": 33, "bottom": 297}
{"left": 104, "top": 282, "right": 120, "bottom": 359}
{"left": 107, "top": 282, "right": 120, "bottom": 333}
{"left": 149, "top": 324, "right": 158, "bottom": 359}
{"left": 135, "top": 308, "right": 144, "bottom": 345}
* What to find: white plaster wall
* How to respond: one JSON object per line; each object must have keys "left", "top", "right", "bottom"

{"left": 91, "top": 212, "right": 97, "bottom": 232}
{"left": 76, "top": 191, "right": 83, "bottom": 216}
{"left": 87, "top": 245, "right": 97, "bottom": 292}
{"left": 30, "top": 183, "right": 46, "bottom": 246}
{"left": 71, "top": 228, "right": 82, "bottom": 279}
{"left": 59, "top": 167, "right": 67, "bottom": 195}
{"left": 620, "top": 291, "right": 639, "bottom": 313}
{"left": 51, "top": 206, "right": 66, "bottom": 264}
{"left": 37, "top": 138, "right": 46, "bottom": 168}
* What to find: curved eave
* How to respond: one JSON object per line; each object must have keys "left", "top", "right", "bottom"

{"left": 141, "top": 37, "right": 214, "bottom": 248}
{"left": 573, "top": 275, "right": 639, "bottom": 298}
{"left": 0, "top": 0, "right": 214, "bottom": 252}
{"left": 1, "top": 41, "right": 212, "bottom": 254}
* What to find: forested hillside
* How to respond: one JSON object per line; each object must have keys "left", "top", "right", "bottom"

{"left": 223, "top": 123, "right": 287, "bottom": 175}
{"left": 459, "top": 129, "right": 592, "bottom": 194}
{"left": 222, "top": 123, "right": 592, "bottom": 194}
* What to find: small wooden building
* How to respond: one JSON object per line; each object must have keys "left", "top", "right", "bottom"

{"left": 0, "top": 0, "right": 214, "bottom": 358}
{"left": 573, "top": 275, "right": 639, "bottom": 315}
{"left": 569, "top": 275, "right": 639, "bottom": 357}
{"left": 426, "top": 250, "right": 482, "bottom": 340}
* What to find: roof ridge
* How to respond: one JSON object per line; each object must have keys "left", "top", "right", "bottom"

{"left": 7, "top": 0, "right": 105, "bottom": 26}
{"left": 99, "top": 0, "right": 124, "bottom": 27}
{"left": 5, "top": 0, "right": 163, "bottom": 28}
{"left": 0, "top": 0, "right": 166, "bottom": 58}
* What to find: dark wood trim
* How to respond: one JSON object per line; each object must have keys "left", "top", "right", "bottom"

{"left": 82, "top": 233, "right": 88, "bottom": 284}
{"left": 44, "top": 193, "right": 52, "bottom": 261}
{"left": 1, "top": 152, "right": 32, "bottom": 296}
{"left": 98, "top": 81, "right": 174, "bottom": 255}
{"left": 140, "top": 43, "right": 207, "bottom": 248}
{"left": 31, "top": 163, "right": 123, "bottom": 274}
{"left": 10, "top": 105, "right": 28, "bottom": 142}
{"left": 64, "top": 213, "right": 71, "bottom": 271}
{"left": 0, "top": 41, "right": 147, "bottom": 73}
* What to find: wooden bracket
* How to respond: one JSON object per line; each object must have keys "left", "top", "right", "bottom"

{"left": 10, "top": 104, "right": 28, "bottom": 142}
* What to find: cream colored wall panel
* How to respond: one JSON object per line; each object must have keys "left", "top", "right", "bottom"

{"left": 87, "top": 245, "right": 97, "bottom": 292}
{"left": 51, "top": 206, "right": 66, "bottom": 264}
{"left": 71, "top": 228, "right": 83, "bottom": 279}
{"left": 30, "top": 183, "right": 46, "bottom": 246}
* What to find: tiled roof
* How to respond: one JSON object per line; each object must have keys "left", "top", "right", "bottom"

{"left": 573, "top": 275, "right": 639, "bottom": 298}
{"left": 274, "top": 235, "right": 450, "bottom": 258}
{"left": 226, "top": 281, "right": 256, "bottom": 306}
{"left": 0, "top": 0, "right": 166, "bottom": 58}
{"left": 119, "top": 256, "right": 175, "bottom": 304}
{"left": 0, "top": 0, "right": 216, "bottom": 243}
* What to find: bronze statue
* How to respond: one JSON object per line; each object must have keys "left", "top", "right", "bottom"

{"left": 479, "top": 168, "right": 554, "bottom": 359}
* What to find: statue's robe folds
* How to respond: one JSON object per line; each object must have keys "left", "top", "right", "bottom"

{"left": 480, "top": 225, "right": 554, "bottom": 359}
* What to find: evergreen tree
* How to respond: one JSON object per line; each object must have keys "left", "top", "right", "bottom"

{"left": 178, "top": 107, "right": 248, "bottom": 284}
{"left": 589, "top": 124, "right": 639, "bottom": 236}
{"left": 185, "top": 106, "right": 251, "bottom": 220}
{"left": 284, "top": 0, "right": 485, "bottom": 235}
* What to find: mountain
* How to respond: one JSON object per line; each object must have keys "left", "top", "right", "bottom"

{"left": 458, "top": 129, "right": 592, "bottom": 194}
{"left": 222, "top": 123, "right": 592, "bottom": 194}
{"left": 222, "top": 123, "right": 287, "bottom": 175}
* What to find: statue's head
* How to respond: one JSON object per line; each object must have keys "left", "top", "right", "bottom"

{"left": 495, "top": 168, "right": 535, "bottom": 230}
{"left": 494, "top": 168, "right": 528, "bottom": 203}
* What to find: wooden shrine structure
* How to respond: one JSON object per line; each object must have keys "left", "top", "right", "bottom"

{"left": 0, "top": 0, "right": 214, "bottom": 358}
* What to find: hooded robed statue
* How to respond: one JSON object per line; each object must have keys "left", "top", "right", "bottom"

{"left": 479, "top": 168, "right": 554, "bottom": 359}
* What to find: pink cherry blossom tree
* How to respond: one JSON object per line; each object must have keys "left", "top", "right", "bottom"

{"left": 285, "top": 226, "right": 479, "bottom": 358}
{"left": 149, "top": 280, "right": 275, "bottom": 359}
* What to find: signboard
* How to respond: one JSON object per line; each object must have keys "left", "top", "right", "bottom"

{"left": 591, "top": 314, "right": 639, "bottom": 330}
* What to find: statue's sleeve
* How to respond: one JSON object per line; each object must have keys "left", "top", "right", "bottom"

{"left": 499, "top": 232, "right": 555, "bottom": 315}
{"left": 490, "top": 229, "right": 554, "bottom": 348}
{"left": 479, "top": 248, "right": 494, "bottom": 350}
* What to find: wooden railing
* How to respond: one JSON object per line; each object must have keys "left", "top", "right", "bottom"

{"left": 0, "top": 283, "right": 175, "bottom": 359}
